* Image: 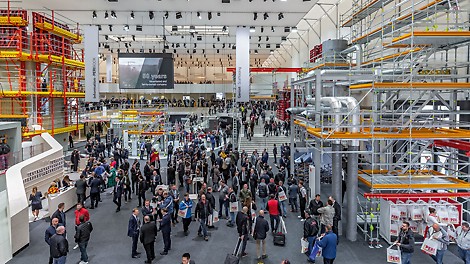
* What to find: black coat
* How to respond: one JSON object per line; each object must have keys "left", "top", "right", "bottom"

{"left": 74, "top": 221, "right": 93, "bottom": 243}
{"left": 195, "top": 201, "right": 213, "bottom": 220}
{"left": 49, "top": 234, "right": 69, "bottom": 258}
{"left": 51, "top": 210, "right": 66, "bottom": 227}
{"left": 333, "top": 201, "right": 341, "bottom": 221}
{"left": 89, "top": 177, "right": 102, "bottom": 194}
{"left": 75, "top": 179, "right": 87, "bottom": 195}
{"left": 160, "top": 214, "right": 171, "bottom": 234}
{"left": 253, "top": 215, "right": 269, "bottom": 240}
{"left": 236, "top": 212, "right": 249, "bottom": 236}
{"left": 140, "top": 222, "right": 157, "bottom": 245}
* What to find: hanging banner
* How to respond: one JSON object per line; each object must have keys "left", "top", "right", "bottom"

{"left": 236, "top": 27, "right": 250, "bottom": 103}
{"left": 106, "top": 54, "right": 112, "bottom": 83}
{"left": 84, "top": 25, "right": 99, "bottom": 102}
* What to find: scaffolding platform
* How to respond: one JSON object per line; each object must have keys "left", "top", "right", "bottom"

{"left": 362, "top": 48, "right": 423, "bottom": 65}
{"left": 303, "top": 62, "right": 355, "bottom": 72}
{"left": 0, "top": 16, "right": 28, "bottom": 26}
{"left": 358, "top": 172, "right": 470, "bottom": 190}
{"left": 34, "top": 21, "right": 82, "bottom": 43}
{"left": 0, "top": 90, "right": 85, "bottom": 98}
{"left": 342, "top": 0, "right": 395, "bottom": 27}
{"left": 22, "top": 124, "right": 84, "bottom": 138}
{"left": 391, "top": 31, "right": 470, "bottom": 47}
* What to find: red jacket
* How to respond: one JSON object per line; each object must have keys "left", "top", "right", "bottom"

{"left": 267, "top": 199, "right": 280, "bottom": 216}
{"left": 75, "top": 208, "right": 90, "bottom": 226}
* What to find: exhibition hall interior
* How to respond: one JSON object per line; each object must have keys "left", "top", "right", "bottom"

{"left": 1, "top": 0, "right": 470, "bottom": 263}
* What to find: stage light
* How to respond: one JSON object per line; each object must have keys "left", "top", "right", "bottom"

{"left": 108, "top": 25, "right": 113, "bottom": 31}
{"left": 111, "top": 11, "right": 117, "bottom": 19}
{"left": 278, "top": 13, "right": 284, "bottom": 20}
{"left": 253, "top": 12, "right": 258, "bottom": 20}
{"left": 263, "top": 12, "right": 269, "bottom": 20}
{"left": 291, "top": 26, "right": 298, "bottom": 32}
{"left": 197, "top": 12, "right": 202, "bottom": 19}
{"left": 130, "top": 11, "right": 134, "bottom": 19}
{"left": 250, "top": 26, "right": 255, "bottom": 33}
{"left": 104, "top": 11, "right": 109, "bottom": 19}
{"left": 165, "top": 11, "right": 169, "bottom": 19}
{"left": 149, "top": 11, "right": 154, "bottom": 20}
{"left": 92, "top": 11, "right": 97, "bottom": 19}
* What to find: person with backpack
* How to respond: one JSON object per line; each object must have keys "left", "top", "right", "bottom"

{"left": 227, "top": 187, "right": 238, "bottom": 227}
{"left": 303, "top": 210, "right": 319, "bottom": 262}
{"left": 257, "top": 178, "right": 268, "bottom": 211}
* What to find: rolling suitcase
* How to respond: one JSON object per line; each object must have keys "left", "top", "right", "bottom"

{"left": 224, "top": 237, "right": 242, "bottom": 264}
{"left": 273, "top": 232, "right": 286, "bottom": 246}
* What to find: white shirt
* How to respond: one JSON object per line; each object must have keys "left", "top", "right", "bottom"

{"left": 456, "top": 226, "right": 470, "bottom": 250}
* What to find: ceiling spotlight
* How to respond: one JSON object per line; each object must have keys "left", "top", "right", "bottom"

{"left": 281, "top": 36, "right": 287, "bottom": 41}
{"left": 208, "top": 12, "right": 212, "bottom": 20}
{"left": 261, "top": 26, "right": 264, "bottom": 33}
{"left": 222, "top": 26, "right": 227, "bottom": 32}
{"left": 276, "top": 44, "right": 281, "bottom": 48}
{"left": 132, "top": 35, "right": 136, "bottom": 41}
{"left": 278, "top": 12, "right": 284, "bottom": 20}
{"left": 136, "top": 25, "right": 142, "bottom": 31}
{"left": 258, "top": 43, "right": 261, "bottom": 48}
{"left": 222, "top": 43, "right": 226, "bottom": 48}
{"left": 174, "top": 49, "right": 177, "bottom": 53}
{"left": 250, "top": 26, "right": 255, "bottom": 33}
{"left": 194, "top": 43, "right": 197, "bottom": 48}
{"left": 213, "top": 44, "right": 216, "bottom": 48}
{"left": 189, "top": 25, "right": 196, "bottom": 33}
{"left": 104, "top": 11, "right": 109, "bottom": 19}
{"left": 149, "top": 11, "right": 154, "bottom": 20}
{"left": 217, "top": 49, "right": 220, "bottom": 53}
{"left": 197, "top": 12, "right": 202, "bottom": 19}
{"left": 108, "top": 25, "right": 113, "bottom": 31}
{"left": 217, "top": 36, "right": 220, "bottom": 42}
{"left": 92, "top": 11, "right": 97, "bottom": 19}
{"left": 258, "top": 36, "right": 262, "bottom": 41}
{"left": 124, "top": 24, "right": 130, "bottom": 31}
{"left": 263, "top": 12, "right": 269, "bottom": 20}
{"left": 253, "top": 12, "right": 258, "bottom": 20}
{"left": 176, "top": 12, "right": 182, "bottom": 19}
{"left": 255, "top": 50, "right": 258, "bottom": 54}
{"left": 271, "top": 26, "right": 275, "bottom": 32}
{"left": 270, "top": 50, "right": 274, "bottom": 54}
{"left": 98, "top": 25, "right": 102, "bottom": 31}
{"left": 291, "top": 26, "right": 298, "bottom": 32}
{"left": 130, "top": 11, "right": 134, "bottom": 19}
{"left": 111, "top": 11, "right": 117, "bottom": 19}
{"left": 266, "top": 36, "right": 269, "bottom": 41}
{"left": 284, "top": 26, "right": 290, "bottom": 32}
{"left": 172, "top": 26, "right": 178, "bottom": 32}
{"left": 164, "top": 11, "right": 169, "bottom": 19}
{"left": 193, "top": 49, "right": 196, "bottom": 53}
{"left": 104, "top": 35, "right": 109, "bottom": 40}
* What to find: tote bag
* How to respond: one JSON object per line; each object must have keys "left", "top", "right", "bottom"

{"left": 178, "top": 208, "right": 188, "bottom": 218}
{"left": 230, "top": 202, "right": 239, "bottom": 212}
{"left": 421, "top": 238, "right": 439, "bottom": 256}
{"left": 278, "top": 190, "right": 287, "bottom": 201}
{"left": 301, "top": 238, "right": 309, "bottom": 254}
{"left": 386, "top": 245, "right": 402, "bottom": 264}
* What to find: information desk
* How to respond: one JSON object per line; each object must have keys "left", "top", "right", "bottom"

{"left": 48, "top": 186, "right": 90, "bottom": 213}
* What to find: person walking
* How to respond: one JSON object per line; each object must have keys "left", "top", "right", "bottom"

{"left": 227, "top": 187, "right": 237, "bottom": 227}
{"left": 89, "top": 175, "right": 101, "bottom": 209}
{"left": 170, "top": 184, "right": 180, "bottom": 225}
{"left": 298, "top": 181, "right": 308, "bottom": 221}
{"left": 49, "top": 226, "right": 69, "bottom": 264}
{"left": 277, "top": 181, "right": 288, "bottom": 217}
{"left": 179, "top": 193, "right": 193, "bottom": 236}
{"left": 195, "top": 194, "right": 213, "bottom": 241}
{"left": 257, "top": 178, "right": 269, "bottom": 211}
{"left": 71, "top": 149, "right": 80, "bottom": 172}
{"left": 29, "top": 186, "right": 43, "bottom": 221}
{"left": 159, "top": 208, "right": 172, "bottom": 255}
{"left": 236, "top": 206, "right": 250, "bottom": 258}
{"left": 51, "top": 203, "right": 67, "bottom": 228}
{"left": 266, "top": 194, "right": 282, "bottom": 232}
{"left": 317, "top": 225, "right": 337, "bottom": 264}
{"left": 140, "top": 215, "right": 157, "bottom": 263}
{"left": 303, "top": 210, "right": 319, "bottom": 262}
{"left": 75, "top": 175, "right": 87, "bottom": 206}
{"left": 74, "top": 215, "right": 93, "bottom": 264}
{"left": 429, "top": 223, "right": 450, "bottom": 264}
{"left": 453, "top": 222, "right": 470, "bottom": 264}
{"left": 45, "top": 218, "right": 60, "bottom": 264}
{"left": 273, "top": 144, "right": 277, "bottom": 164}
{"left": 317, "top": 200, "right": 335, "bottom": 234}
{"left": 73, "top": 203, "right": 90, "bottom": 250}
{"left": 288, "top": 182, "right": 299, "bottom": 212}
{"left": 113, "top": 176, "right": 123, "bottom": 212}
{"left": 69, "top": 134, "right": 74, "bottom": 149}
{"left": 127, "top": 208, "right": 141, "bottom": 258}
{"left": 253, "top": 210, "right": 270, "bottom": 261}
{"left": 394, "top": 221, "right": 415, "bottom": 264}
{"left": 218, "top": 180, "right": 229, "bottom": 219}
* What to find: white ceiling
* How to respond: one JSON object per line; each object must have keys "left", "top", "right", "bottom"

{"left": 18, "top": 0, "right": 318, "bottom": 67}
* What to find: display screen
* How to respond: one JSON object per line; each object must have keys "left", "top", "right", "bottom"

{"left": 119, "top": 53, "right": 174, "bottom": 89}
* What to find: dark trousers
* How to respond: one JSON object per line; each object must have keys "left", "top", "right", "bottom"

{"left": 49, "top": 255, "right": 53, "bottom": 264}
{"left": 138, "top": 192, "right": 146, "bottom": 207}
{"left": 162, "top": 231, "right": 171, "bottom": 252}
{"left": 78, "top": 241, "right": 88, "bottom": 262}
{"left": 113, "top": 193, "right": 122, "bottom": 209}
{"left": 183, "top": 217, "right": 192, "bottom": 232}
{"left": 143, "top": 242, "right": 155, "bottom": 262}
{"left": 90, "top": 192, "right": 99, "bottom": 208}
{"left": 219, "top": 199, "right": 228, "bottom": 217}
{"left": 324, "top": 258, "right": 335, "bottom": 264}
{"left": 77, "top": 193, "right": 86, "bottom": 205}
{"left": 131, "top": 234, "right": 139, "bottom": 256}
{"left": 240, "top": 234, "right": 248, "bottom": 254}
{"left": 124, "top": 188, "right": 131, "bottom": 201}
{"left": 172, "top": 202, "right": 179, "bottom": 223}
{"left": 270, "top": 214, "right": 280, "bottom": 232}
{"left": 333, "top": 219, "right": 339, "bottom": 243}
{"left": 300, "top": 198, "right": 307, "bottom": 219}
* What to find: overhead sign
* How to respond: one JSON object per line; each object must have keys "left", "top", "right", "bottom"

{"left": 84, "top": 25, "right": 99, "bottom": 102}
{"left": 236, "top": 27, "right": 250, "bottom": 102}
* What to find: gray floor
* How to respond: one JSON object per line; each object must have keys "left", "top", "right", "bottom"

{"left": 9, "top": 119, "right": 465, "bottom": 264}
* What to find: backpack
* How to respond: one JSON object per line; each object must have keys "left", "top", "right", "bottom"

{"left": 258, "top": 184, "right": 268, "bottom": 198}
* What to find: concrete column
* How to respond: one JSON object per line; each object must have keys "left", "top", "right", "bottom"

{"left": 314, "top": 139, "right": 322, "bottom": 196}
{"left": 346, "top": 145, "right": 359, "bottom": 241}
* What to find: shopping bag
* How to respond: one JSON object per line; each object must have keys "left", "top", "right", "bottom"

{"left": 448, "top": 206, "right": 460, "bottom": 225}
{"left": 213, "top": 210, "right": 220, "bottom": 223}
{"left": 251, "top": 209, "right": 256, "bottom": 220}
{"left": 280, "top": 216, "right": 287, "bottom": 233}
{"left": 447, "top": 224, "right": 456, "bottom": 240}
{"left": 387, "top": 245, "right": 402, "bottom": 264}
{"left": 396, "top": 201, "right": 407, "bottom": 218}
{"left": 390, "top": 204, "right": 401, "bottom": 221}
{"left": 301, "top": 238, "right": 309, "bottom": 254}
{"left": 230, "top": 202, "right": 239, "bottom": 212}
{"left": 437, "top": 206, "right": 449, "bottom": 224}
{"left": 178, "top": 208, "right": 188, "bottom": 218}
{"left": 407, "top": 200, "right": 423, "bottom": 221}
{"left": 309, "top": 240, "right": 322, "bottom": 260}
{"left": 278, "top": 190, "right": 287, "bottom": 201}
{"left": 208, "top": 214, "right": 213, "bottom": 226}
{"left": 390, "top": 221, "right": 399, "bottom": 236}
{"left": 421, "top": 238, "right": 439, "bottom": 256}
{"left": 408, "top": 220, "right": 418, "bottom": 233}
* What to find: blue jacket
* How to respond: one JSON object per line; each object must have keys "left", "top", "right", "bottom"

{"left": 179, "top": 199, "right": 193, "bottom": 219}
{"left": 127, "top": 215, "right": 140, "bottom": 237}
{"left": 160, "top": 196, "right": 174, "bottom": 214}
{"left": 317, "top": 231, "right": 337, "bottom": 259}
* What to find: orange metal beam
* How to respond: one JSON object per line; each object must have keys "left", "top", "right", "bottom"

{"left": 350, "top": 82, "right": 470, "bottom": 90}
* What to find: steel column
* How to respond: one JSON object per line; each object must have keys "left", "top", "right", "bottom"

{"left": 346, "top": 145, "right": 359, "bottom": 241}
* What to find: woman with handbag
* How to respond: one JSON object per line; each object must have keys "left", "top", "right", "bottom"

{"left": 29, "top": 186, "right": 42, "bottom": 221}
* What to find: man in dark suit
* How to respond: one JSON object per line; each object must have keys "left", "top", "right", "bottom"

{"left": 329, "top": 196, "right": 341, "bottom": 244}
{"left": 113, "top": 176, "right": 123, "bottom": 212}
{"left": 141, "top": 200, "right": 154, "bottom": 221}
{"left": 140, "top": 215, "right": 157, "bottom": 263}
{"left": 75, "top": 174, "right": 87, "bottom": 206}
{"left": 159, "top": 208, "right": 171, "bottom": 255}
{"left": 89, "top": 174, "right": 102, "bottom": 209}
{"left": 127, "top": 208, "right": 141, "bottom": 258}
{"left": 51, "top": 203, "right": 66, "bottom": 228}
{"left": 138, "top": 176, "right": 147, "bottom": 207}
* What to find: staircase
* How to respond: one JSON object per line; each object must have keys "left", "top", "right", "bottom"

{"left": 239, "top": 133, "right": 289, "bottom": 158}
